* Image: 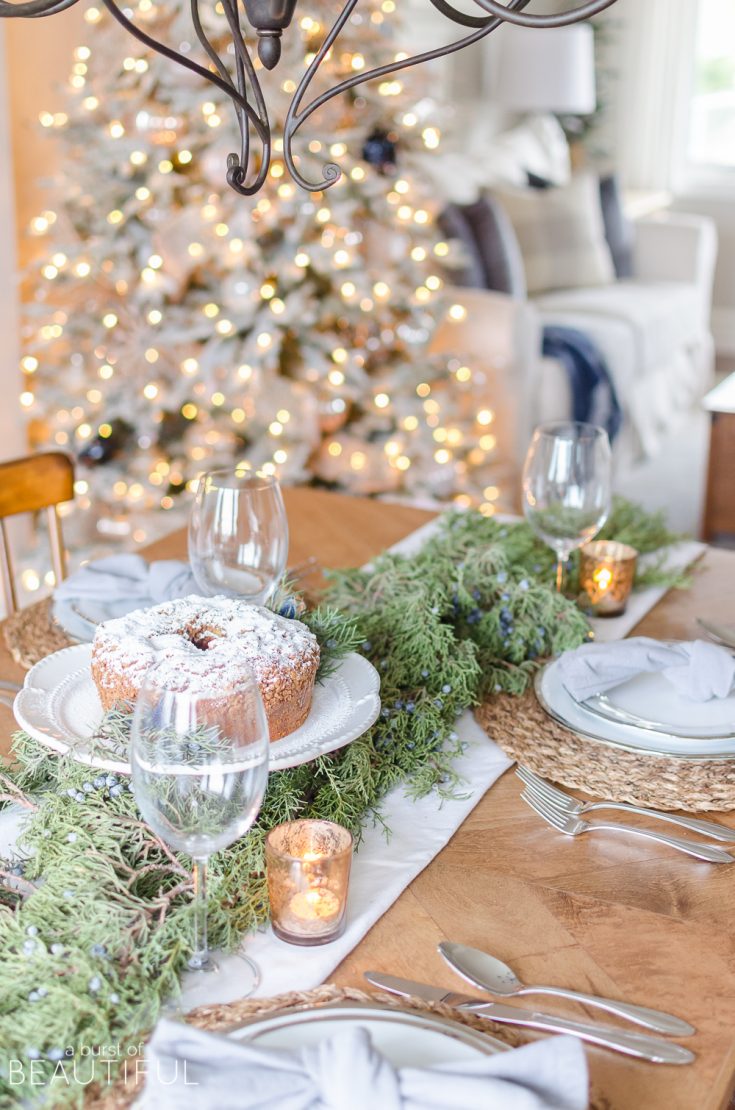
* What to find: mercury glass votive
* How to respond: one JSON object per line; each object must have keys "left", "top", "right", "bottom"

{"left": 579, "top": 540, "right": 638, "bottom": 617}
{"left": 265, "top": 819, "right": 353, "bottom": 946}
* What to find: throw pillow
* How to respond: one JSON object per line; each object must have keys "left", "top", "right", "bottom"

{"left": 598, "top": 173, "right": 635, "bottom": 279}
{"left": 467, "top": 113, "right": 572, "bottom": 188}
{"left": 526, "top": 170, "right": 635, "bottom": 280}
{"left": 437, "top": 205, "right": 490, "bottom": 290}
{"left": 439, "top": 196, "right": 527, "bottom": 297}
{"left": 492, "top": 174, "right": 616, "bottom": 295}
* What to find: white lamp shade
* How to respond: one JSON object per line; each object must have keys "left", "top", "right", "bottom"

{"left": 492, "top": 24, "right": 597, "bottom": 115}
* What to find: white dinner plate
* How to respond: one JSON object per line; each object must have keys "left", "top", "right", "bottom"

{"left": 228, "top": 1001, "right": 506, "bottom": 1064}
{"left": 52, "top": 597, "right": 139, "bottom": 644}
{"left": 536, "top": 657, "right": 735, "bottom": 759}
{"left": 13, "top": 645, "right": 380, "bottom": 775}
{"left": 581, "top": 672, "right": 735, "bottom": 739}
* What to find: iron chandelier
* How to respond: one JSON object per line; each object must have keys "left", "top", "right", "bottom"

{"left": 0, "top": 0, "right": 619, "bottom": 196}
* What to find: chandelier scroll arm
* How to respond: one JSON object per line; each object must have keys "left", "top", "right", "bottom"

{"left": 188, "top": 0, "right": 270, "bottom": 195}
{"left": 282, "top": 0, "right": 359, "bottom": 191}
{"left": 220, "top": 0, "right": 271, "bottom": 194}
{"left": 426, "top": 0, "right": 493, "bottom": 30}
{"left": 469, "top": 0, "right": 618, "bottom": 27}
{"left": 283, "top": 0, "right": 532, "bottom": 192}
{"left": 190, "top": 0, "right": 232, "bottom": 87}
{"left": 0, "top": 0, "right": 81, "bottom": 16}
{"left": 99, "top": 0, "right": 269, "bottom": 145}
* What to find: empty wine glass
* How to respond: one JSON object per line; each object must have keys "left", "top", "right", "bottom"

{"left": 522, "top": 421, "right": 612, "bottom": 593}
{"left": 189, "top": 466, "right": 289, "bottom": 605}
{"left": 130, "top": 664, "right": 269, "bottom": 1005}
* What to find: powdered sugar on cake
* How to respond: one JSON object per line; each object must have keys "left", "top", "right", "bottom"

{"left": 91, "top": 594, "right": 320, "bottom": 701}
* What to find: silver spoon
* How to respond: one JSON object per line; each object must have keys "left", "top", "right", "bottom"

{"left": 439, "top": 941, "right": 694, "bottom": 1037}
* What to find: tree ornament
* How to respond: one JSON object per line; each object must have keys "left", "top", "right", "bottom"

{"left": 362, "top": 128, "right": 398, "bottom": 174}
{"left": 78, "top": 419, "right": 134, "bottom": 466}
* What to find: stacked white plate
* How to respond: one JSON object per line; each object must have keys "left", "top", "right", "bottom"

{"left": 13, "top": 644, "right": 381, "bottom": 775}
{"left": 228, "top": 1001, "right": 506, "bottom": 1062}
{"left": 536, "top": 648, "right": 735, "bottom": 760}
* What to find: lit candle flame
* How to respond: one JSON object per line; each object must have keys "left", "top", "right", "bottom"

{"left": 593, "top": 567, "right": 613, "bottom": 592}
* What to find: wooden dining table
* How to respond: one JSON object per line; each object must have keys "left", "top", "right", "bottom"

{"left": 2, "top": 485, "right": 735, "bottom": 1110}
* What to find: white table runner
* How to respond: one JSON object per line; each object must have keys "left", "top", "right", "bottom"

{"left": 0, "top": 514, "right": 705, "bottom": 1008}
{"left": 183, "top": 715, "right": 512, "bottom": 1007}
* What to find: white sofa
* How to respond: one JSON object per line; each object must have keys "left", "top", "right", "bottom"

{"left": 433, "top": 209, "right": 718, "bottom": 484}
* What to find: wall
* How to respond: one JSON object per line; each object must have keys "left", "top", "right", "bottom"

{"left": 5, "top": 7, "right": 85, "bottom": 269}
{"left": 0, "top": 26, "right": 24, "bottom": 463}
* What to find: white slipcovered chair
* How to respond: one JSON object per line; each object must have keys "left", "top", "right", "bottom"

{"left": 529, "top": 211, "right": 718, "bottom": 469}
{"left": 427, "top": 114, "right": 718, "bottom": 475}
{"left": 434, "top": 206, "right": 717, "bottom": 490}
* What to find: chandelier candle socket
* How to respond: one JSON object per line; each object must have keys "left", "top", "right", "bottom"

{"left": 265, "top": 819, "right": 353, "bottom": 945}
{"left": 579, "top": 540, "right": 638, "bottom": 617}
{"left": 0, "top": 0, "right": 619, "bottom": 194}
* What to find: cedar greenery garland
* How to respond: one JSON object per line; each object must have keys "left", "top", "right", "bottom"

{"left": 0, "top": 502, "right": 684, "bottom": 1105}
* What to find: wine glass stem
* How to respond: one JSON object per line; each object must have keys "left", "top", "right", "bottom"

{"left": 555, "top": 557, "right": 566, "bottom": 594}
{"left": 192, "top": 856, "right": 209, "bottom": 966}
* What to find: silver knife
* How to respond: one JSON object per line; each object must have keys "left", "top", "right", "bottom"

{"left": 364, "top": 972, "right": 695, "bottom": 1065}
{"left": 438, "top": 941, "right": 694, "bottom": 1036}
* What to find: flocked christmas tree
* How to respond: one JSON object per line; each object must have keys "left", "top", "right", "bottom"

{"left": 19, "top": 0, "right": 503, "bottom": 557}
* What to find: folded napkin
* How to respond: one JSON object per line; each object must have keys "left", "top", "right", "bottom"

{"left": 558, "top": 637, "right": 735, "bottom": 703}
{"left": 136, "top": 1019, "right": 588, "bottom": 1110}
{"left": 54, "top": 554, "right": 198, "bottom": 612}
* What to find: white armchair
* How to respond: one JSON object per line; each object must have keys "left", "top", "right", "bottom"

{"left": 433, "top": 212, "right": 717, "bottom": 485}
{"left": 527, "top": 211, "right": 718, "bottom": 465}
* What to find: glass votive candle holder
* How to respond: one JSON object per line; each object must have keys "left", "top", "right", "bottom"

{"left": 579, "top": 540, "right": 638, "bottom": 617}
{"left": 265, "top": 819, "right": 353, "bottom": 946}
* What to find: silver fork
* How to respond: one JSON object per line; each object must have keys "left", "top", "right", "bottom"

{"left": 517, "top": 766, "right": 735, "bottom": 843}
{"left": 520, "top": 788, "right": 734, "bottom": 863}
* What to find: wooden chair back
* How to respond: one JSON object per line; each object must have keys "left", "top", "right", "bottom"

{"left": 0, "top": 452, "right": 75, "bottom": 615}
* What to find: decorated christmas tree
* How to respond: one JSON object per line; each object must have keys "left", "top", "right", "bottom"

{"left": 19, "top": 0, "right": 503, "bottom": 556}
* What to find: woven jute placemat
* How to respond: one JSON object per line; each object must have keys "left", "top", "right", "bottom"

{"left": 476, "top": 689, "right": 735, "bottom": 813}
{"left": 84, "top": 983, "right": 608, "bottom": 1109}
{"left": 4, "top": 596, "right": 74, "bottom": 670}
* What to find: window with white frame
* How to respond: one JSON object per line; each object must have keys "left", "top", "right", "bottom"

{"left": 686, "top": 0, "right": 735, "bottom": 171}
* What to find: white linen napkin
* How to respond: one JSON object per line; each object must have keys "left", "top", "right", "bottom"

{"left": 558, "top": 637, "right": 735, "bottom": 703}
{"left": 54, "top": 554, "right": 198, "bottom": 611}
{"left": 136, "top": 1019, "right": 588, "bottom": 1110}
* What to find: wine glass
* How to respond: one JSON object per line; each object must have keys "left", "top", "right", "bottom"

{"left": 522, "top": 421, "right": 612, "bottom": 593}
{"left": 130, "top": 664, "right": 269, "bottom": 1004}
{"left": 188, "top": 466, "right": 289, "bottom": 605}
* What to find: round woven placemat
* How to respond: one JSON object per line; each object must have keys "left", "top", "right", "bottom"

{"left": 477, "top": 689, "right": 735, "bottom": 813}
{"left": 4, "top": 596, "right": 74, "bottom": 670}
{"left": 84, "top": 983, "right": 606, "bottom": 1109}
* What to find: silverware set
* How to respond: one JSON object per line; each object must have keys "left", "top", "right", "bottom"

{"left": 364, "top": 766, "right": 732, "bottom": 1064}
{"left": 366, "top": 937, "right": 696, "bottom": 1064}
{"left": 518, "top": 766, "right": 735, "bottom": 863}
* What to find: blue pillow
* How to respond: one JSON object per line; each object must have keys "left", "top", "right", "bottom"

{"left": 440, "top": 196, "right": 526, "bottom": 297}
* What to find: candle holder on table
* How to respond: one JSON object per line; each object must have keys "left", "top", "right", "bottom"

{"left": 265, "top": 819, "right": 353, "bottom": 946}
{"left": 579, "top": 540, "right": 638, "bottom": 617}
